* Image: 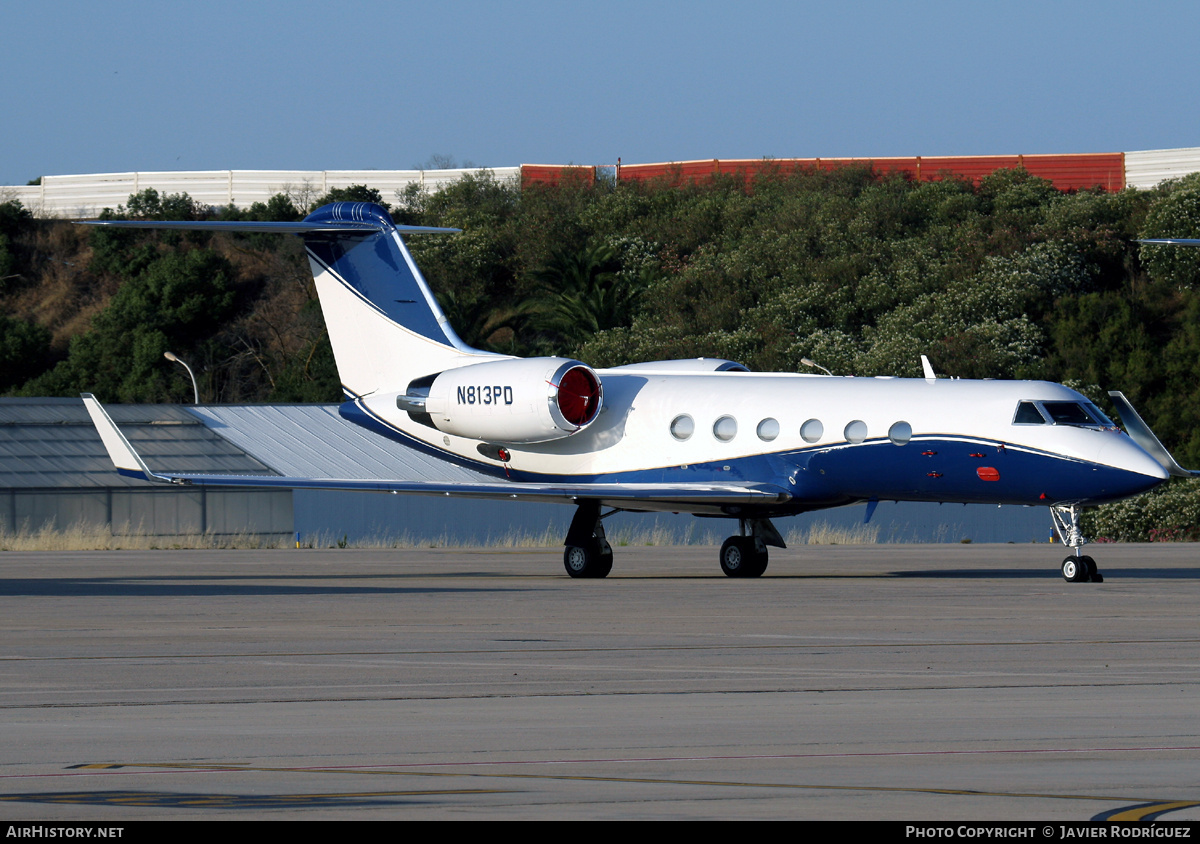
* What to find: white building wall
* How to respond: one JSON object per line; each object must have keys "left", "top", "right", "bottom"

{"left": 5, "top": 168, "right": 520, "bottom": 218}
{"left": 1125, "top": 147, "right": 1200, "bottom": 190}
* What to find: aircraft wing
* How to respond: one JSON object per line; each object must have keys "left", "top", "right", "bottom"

{"left": 82, "top": 394, "right": 791, "bottom": 510}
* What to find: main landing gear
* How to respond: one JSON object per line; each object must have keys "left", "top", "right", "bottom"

{"left": 1051, "top": 504, "right": 1104, "bottom": 584}
{"left": 562, "top": 500, "right": 612, "bottom": 578}
{"left": 719, "top": 518, "right": 785, "bottom": 578}
{"left": 561, "top": 504, "right": 788, "bottom": 580}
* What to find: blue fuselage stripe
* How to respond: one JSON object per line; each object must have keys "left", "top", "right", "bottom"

{"left": 338, "top": 397, "right": 1162, "bottom": 510}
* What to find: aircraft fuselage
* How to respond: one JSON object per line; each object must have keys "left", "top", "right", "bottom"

{"left": 348, "top": 370, "right": 1168, "bottom": 517}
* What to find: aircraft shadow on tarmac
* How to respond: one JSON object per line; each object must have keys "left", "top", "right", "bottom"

{"left": 3, "top": 567, "right": 1199, "bottom": 596}
{"left": 0, "top": 574, "right": 547, "bottom": 598}
{"left": 890, "top": 567, "right": 1200, "bottom": 580}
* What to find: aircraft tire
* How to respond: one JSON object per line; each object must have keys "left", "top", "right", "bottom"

{"left": 1082, "top": 555, "right": 1102, "bottom": 583}
{"left": 592, "top": 540, "right": 613, "bottom": 578}
{"left": 721, "top": 537, "right": 767, "bottom": 578}
{"left": 563, "top": 539, "right": 613, "bottom": 579}
{"left": 720, "top": 537, "right": 747, "bottom": 577}
{"left": 743, "top": 545, "right": 769, "bottom": 578}
{"left": 1061, "top": 555, "right": 1090, "bottom": 583}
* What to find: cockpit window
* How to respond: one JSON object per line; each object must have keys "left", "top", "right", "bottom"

{"left": 1043, "top": 402, "right": 1099, "bottom": 425}
{"left": 1043, "top": 401, "right": 1117, "bottom": 427}
{"left": 1014, "top": 400, "right": 1115, "bottom": 428}
{"left": 1081, "top": 402, "right": 1115, "bottom": 427}
{"left": 1013, "top": 401, "right": 1047, "bottom": 424}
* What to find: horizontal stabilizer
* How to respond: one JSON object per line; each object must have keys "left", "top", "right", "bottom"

{"left": 79, "top": 220, "right": 459, "bottom": 235}
{"left": 81, "top": 393, "right": 170, "bottom": 483}
{"left": 1108, "top": 391, "right": 1199, "bottom": 479}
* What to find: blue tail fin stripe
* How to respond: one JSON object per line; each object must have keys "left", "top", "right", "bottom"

{"left": 301, "top": 203, "right": 462, "bottom": 348}
{"left": 305, "top": 243, "right": 454, "bottom": 348}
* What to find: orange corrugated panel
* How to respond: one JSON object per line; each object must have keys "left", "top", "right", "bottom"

{"left": 521, "top": 165, "right": 595, "bottom": 187}
{"left": 540, "top": 152, "right": 1126, "bottom": 192}
{"left": 809, "top": 157, "right": 921, "bottom": 178}
{"left": 1021, "top": 154, "right": 1124, "bottom": 191}
{"left": 730, "top": 159, "right": 829, "bottom": 177}
{"left": 920, "top": 156, "right": 1022, "bottom": 183}
{"left": 618, "top": 160, "right": 720, "bottom": 182}
{"left": 861, "top": 157, "right": 921, "bottom": 177}
{"left": 678, "top": 160, "right": 720, "bottom": 179}
{"left": 715, "top": 159, "right": 773, "bottom": 177}
{"left": 617, "top": 162, "right": 677, "bottom": 182}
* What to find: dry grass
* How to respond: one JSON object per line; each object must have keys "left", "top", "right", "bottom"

{"left": 305, "top": 519, "right": 719, "bottom": 550}
{"left": 0, "top": 522, "right": 288, "bottom": 551}
{"left": 3, "top": 517, "right": 882, "bottom": 552}
{"left": 786, "top": 520, "right": 881, "bottom": 545}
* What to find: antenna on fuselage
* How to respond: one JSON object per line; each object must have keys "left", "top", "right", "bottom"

{"left": 920, "top": 354, "right": 936, "bottom": 380}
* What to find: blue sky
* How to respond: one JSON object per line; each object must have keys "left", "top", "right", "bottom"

{"left": 2, "top": 0, "right": 1198, "bottom": 186}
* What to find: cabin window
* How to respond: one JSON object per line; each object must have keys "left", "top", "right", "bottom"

{"left": 670, "top": 414, "right": 694, "bottom": 441}
{"left": 844, "top": 420, "right": 867, "bottom": 444}
{"left": 713, "top": 415, "right": 737, "bottom": 442}
{"left": 756, "top": 418, "right": 780, "bottom": 442}
{"left": 800, "top": 419, "right": 823, "bottom": 443}
{"left": 888, "top": 421, "right": 912, "bottom": 445}
{"left": 1013, "top": 401, "right": 1047, "bottom": 425}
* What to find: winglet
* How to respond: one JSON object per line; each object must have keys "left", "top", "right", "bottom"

{"left": 1108, "top": 391, "right": 1199, "bottom": 479}
{"left": 81, "top": 393, "right": 171, "bottom": 483}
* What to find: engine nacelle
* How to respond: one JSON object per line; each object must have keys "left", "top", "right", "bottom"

{"left": 402, "top": 357, "right": 603, "bottom": 444}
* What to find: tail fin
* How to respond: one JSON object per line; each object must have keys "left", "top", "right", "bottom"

{"left": 297, "top": 202, "right": 497, "bottom": 398}
{"left": 81, "top": 201, "right": 497, "bottom": 399}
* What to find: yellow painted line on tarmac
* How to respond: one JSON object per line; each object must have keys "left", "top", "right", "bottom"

{"left": 1104, "top": 800, "right": 1200, "bottom": 821}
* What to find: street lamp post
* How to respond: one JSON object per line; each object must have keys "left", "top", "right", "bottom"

{"left": 163, "top": 351, "right": 199, "bottom": 404}
{"left": 800, "top": 357, "right": 834, "bottom": 377}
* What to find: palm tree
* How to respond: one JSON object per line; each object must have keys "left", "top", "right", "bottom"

{"left": 530, "top": 243, "right": 644, "bottom": 348}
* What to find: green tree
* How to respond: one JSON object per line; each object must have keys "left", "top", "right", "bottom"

{"left": 22, "top": 249, "right": 236, "bottom": 402}
{"left": 313, "top": 184, "right": 389, "bottom": 211}
{"left": 0, "top": 315, "right": 51, "bottom": 392}
{"left": 119, "top": 188, "right": 206, "bottom": 221}
{"left": 1140, "top": 173, "right": 1200, "bottom": 289}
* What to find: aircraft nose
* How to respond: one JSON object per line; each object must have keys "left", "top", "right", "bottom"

{"left": 1097, "top": 435, "right": 1170, "bottom": 485}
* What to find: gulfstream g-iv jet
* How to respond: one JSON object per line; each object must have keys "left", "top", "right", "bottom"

{"left": 82, "top": 202, "right": 1193, "bottom": 581}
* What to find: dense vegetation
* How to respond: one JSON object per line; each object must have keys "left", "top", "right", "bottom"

{"left": 3, "top": 165, "right": 1200, "bottom": 538}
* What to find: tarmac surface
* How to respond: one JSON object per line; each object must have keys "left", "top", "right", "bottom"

{"left": 1, "top": 542, "right": 1199, "bottom": 820}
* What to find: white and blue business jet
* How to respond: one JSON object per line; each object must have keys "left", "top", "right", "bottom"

{"left": 82, "top": 202, "right": 1196, "bottom": 581}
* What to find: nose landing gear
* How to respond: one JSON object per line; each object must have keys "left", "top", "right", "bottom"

{"left": 1051, "top": 505, "right": 1104, "bottom": 583}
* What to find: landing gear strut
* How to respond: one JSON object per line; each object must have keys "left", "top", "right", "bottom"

{"left": 1051, "top": 504, "right": 1103, "bottom": 584}
{"left": 563, "top": 500, "right": 613, "bottom": 578}
{"left": 719, "top": 517, "right": 785, "bottom": 578}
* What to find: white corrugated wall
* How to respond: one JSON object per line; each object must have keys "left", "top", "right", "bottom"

{"left": 1124, "top": 147, "right": 1200, "bottom": 189}
{"left": 4, "top": 168, "right": 520, "bottom": 218}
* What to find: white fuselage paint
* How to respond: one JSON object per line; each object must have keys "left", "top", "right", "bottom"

{"left": 359, "top": 369, "right": 1167, "bottom": 484}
